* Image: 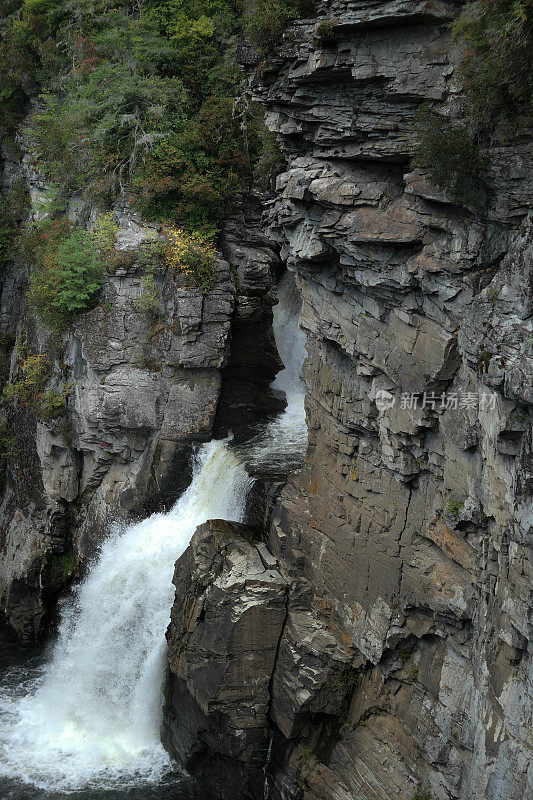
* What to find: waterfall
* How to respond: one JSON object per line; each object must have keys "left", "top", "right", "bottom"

{"left": 0, "top": 272, "right": 307, "bottom": 793}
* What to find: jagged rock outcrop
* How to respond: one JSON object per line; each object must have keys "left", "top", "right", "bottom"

{"left": 253, "top": 2, "right": 532, "bottom": 798}
{"left": 168, "top": 2, "right": 532, "bottom": 799}
{"left": 164, "top": 518, "right": 289, "bottom": 800}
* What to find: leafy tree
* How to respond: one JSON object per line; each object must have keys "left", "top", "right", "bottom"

{"left": 27, "top": 228, "right": 106, "bottom": 327}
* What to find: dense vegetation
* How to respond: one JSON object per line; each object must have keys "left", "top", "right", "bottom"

{"left": 0, "top": 0, "right": 276, "bottom": 235}
{"left": 26, "top": 224, "right": 106, "bottom": 329}
{"left": 245, "top": 0, "right": 314, "bottom": 50}
{"left": 0, "top": 0, "right": 295, "bottom": 332}
{"left": 0, "top": 0, "right": 308, "bottom": 218}
{"left": 414, "top": 0, "right": 533, "bottom": 203}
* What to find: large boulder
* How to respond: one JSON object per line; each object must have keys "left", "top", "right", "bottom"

{"left": 164, "top": 519, "right": 288, "bottom": 800}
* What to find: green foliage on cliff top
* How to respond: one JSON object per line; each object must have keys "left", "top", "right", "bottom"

{"left": 25, "top": 223, "right": 106, "bottom": 328}
{"left": 0, "top": 0, "right": 281, "bottom": 236}
{"left": 452, "top": 0, "right": 533, "bottom": 137}
{"left": 245, "top": 0, "right": 314, "bottom": 50}
{"left": 413, "top": 0, "right": 533, "bottom": 204}
{"left": 0, "top": 0, "right": 288, "bottom": 339}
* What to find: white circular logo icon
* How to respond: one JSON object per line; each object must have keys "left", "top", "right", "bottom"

{"left": 375, "top": 389, "right": 395, "bottom": 411}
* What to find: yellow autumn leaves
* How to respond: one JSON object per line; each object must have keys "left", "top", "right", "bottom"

{"left": 162, "top": 226, "right": 216, "bottom": 293}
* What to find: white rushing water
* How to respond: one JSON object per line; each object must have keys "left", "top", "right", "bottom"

{"left": 0, "top": 442, "right": 252, "bottom": 791}
{"left": 0, "top": 272, "right": 307, "bottom": 793}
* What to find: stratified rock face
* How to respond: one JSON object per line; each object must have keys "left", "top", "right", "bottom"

{"left": 241, "top": 1, "right": 533, "bottom": 798}
{"left": 165, "top": 519, "right": 288, "bottom": 800}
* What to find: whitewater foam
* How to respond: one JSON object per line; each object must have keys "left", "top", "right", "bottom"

{"left": 0, "top": 272, "right": 307, "bottom": 792}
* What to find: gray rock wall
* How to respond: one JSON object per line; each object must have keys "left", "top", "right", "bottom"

{"left": 0, "top": 140, "right": 281, "bottom": 639}
{"left": 251, "top": 2, "right": 533, "bottom": 798}
{"left": 168, "top": 3, "right": 532, "bottom": 800}
{"left": 165, "top": 519, "right": 288, "bottom": 800}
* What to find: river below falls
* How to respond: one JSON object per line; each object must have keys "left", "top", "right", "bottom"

{"left": 0, "top": 637, "right": 207, "bottom": 800}
{"left": 0, "top": 272, "right": 307, "bottom": 797}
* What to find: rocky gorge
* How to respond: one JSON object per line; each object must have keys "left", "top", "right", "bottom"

{"left": 0, "top": 0, "right": 532, "bottom": 799}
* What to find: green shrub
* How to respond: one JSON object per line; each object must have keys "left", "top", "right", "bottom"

{"left": 59, "top": 419, "right": 73, "bottom": 445}
{"left": 246, "top": 0, "right": 315, "bottom": 50}
{"left": 40, "top": 380, "right": 74, "bottom": 421}
{"left": 132, "top": 94, "right": 249, "bottom": 235}
{"left": 17, "top": 1, "right": 249, "bottom": 235}
{"left": 0, "top": 421, "right": 19, "bottom": 493}
{"left": 137, "top": 239, "right": 166, "bottom": 273}
{"left": 136, "top": 274, "right": 160, "bottom": 318}
{"left": 400, "top": 646, "right": 414, "bottom": 662}
{"left": 2, "top": 350, "right": 74, "bottom": 420}
{"left": 452, "top": 0, "right": 533, "bottom": 138}
{"left": 106, "top": 250, "right": 138, "bottom": 274}
{"left": 0, "top": 0, "right": 66, "bottom": 128}
{"left": 0, "top": 335, "right": 15, "bottom": 387}
{"left": 445, "top": 497, "right": 465, "bottom": 517}
{"left": 27, "top": 227, "right": 106, "bottom": 328}
{"left": 18, "top": 217, "right": 70, "bottom": 270}
{"left": 253, "top": 124, "right": 285, "bottom": 190}
{"left": 0, "top": 177, "right": 30, "bottom": 275}
{"left": 164, "top": 225, "right": 216, "bottom": 293}
{"left": 0, "top": 204, "right": 15, "bottom": 274}
{"left": 91, "top": 212, "right": 118, "bottom": 256}
{"left": 2, "top": 353, "right": 51, "bottom": 406}
{"left": 413, "top": 109, "right": 485, "bottom": 204}
{"left": 313, "top": 19, "right": 339, "bottom": 42}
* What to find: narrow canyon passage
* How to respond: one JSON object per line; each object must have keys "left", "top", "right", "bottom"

{"left": 0, "top": 273, "right": 307, "bottom": 798}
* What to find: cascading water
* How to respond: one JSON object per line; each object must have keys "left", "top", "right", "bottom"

{"left": 0, "top": 443, "right": 252, "bottom": 793}
{"left": 0, "top": 272, "right": 307, "bottom": 797}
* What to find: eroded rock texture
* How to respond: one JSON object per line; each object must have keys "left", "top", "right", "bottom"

{"left": 167, "top": 2, "right": 532, "bottom": 799}
{"left": 165, "top": 519, "right": 288, "bottom": 800}
{"left": 0, "top": 139, "right": 281, "bottom": 639}
{"left": 257, "top": 2, "right": 532, "bottom": 798}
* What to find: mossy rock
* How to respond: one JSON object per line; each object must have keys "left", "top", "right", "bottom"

{"left": 43, "top": 551, "right": 77, "bottom": 591}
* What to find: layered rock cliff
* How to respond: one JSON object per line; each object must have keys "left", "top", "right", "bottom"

{"left": 1, "top": 0, "right": 531, "bottom": 797}
{"left": 165, "top": 2, "right": 533, "bottom": 799}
